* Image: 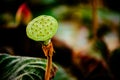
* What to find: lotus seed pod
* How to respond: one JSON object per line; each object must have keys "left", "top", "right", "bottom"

{"left": 26, "top": 15, "right": 58, "bottom": 44}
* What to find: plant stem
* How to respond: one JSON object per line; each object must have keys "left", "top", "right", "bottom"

{"left": 45, "top": 54, "right": 52, "bottom": 80}
{"left": 42, "top": 42, "right": 54, "bottom": 80}
{"left": 91, "top": 0, "right": 98, "bottom": 39}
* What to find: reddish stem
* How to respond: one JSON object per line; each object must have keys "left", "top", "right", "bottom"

{"left": 42, "top": 42, "right": 54, "bottom": 80}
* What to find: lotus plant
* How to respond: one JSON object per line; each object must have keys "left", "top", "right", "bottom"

{"left": 26, "top": 15, "right": 58, "bottom": 80}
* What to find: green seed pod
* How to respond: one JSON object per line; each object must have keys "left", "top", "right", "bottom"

{"left": 26, "top": 15, "right": 58, "bottom": 45}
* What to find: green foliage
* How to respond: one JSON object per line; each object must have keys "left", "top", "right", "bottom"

{"left": 53, "top": 66, "right": 76, "bottom": 80}
{"left": 0, "top": 54, "right": 56, "bottom": 80}
{"left": 0, "top": 54, "right": 74, "bottom": 80}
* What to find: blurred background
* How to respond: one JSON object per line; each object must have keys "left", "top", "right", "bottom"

{"left": 0, "top": 0, "right": 120, "bottom": 80}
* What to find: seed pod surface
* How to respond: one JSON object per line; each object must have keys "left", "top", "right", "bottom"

{"left": 26, "top": 15, "right": 58, "bottom": 41}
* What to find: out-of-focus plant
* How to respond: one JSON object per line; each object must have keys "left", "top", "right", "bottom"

{"left": 26, "top": 15, "right": 58, "bottom": 80}
{"left": 48, "top": 4, "right": 120, "bottom": 79}
{"left": 16, "top": 3, "right": 32, "bottom": 26}
{"left": 0, "top": 3, "right": 32, "bottom": 28}
{"left": 49, "top": 5, "right": 120, "bottom": 26}
{"left": 29, "top": 0, "right": 56, "bottom": 5}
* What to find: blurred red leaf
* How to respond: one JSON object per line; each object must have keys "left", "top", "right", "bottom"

{"left": 16, "top": 3, "right": 32, "bottom": 25}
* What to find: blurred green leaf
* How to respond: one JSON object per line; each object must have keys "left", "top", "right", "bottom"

{"left": 53, "top": 65, "right": 76, "bottom": 80}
